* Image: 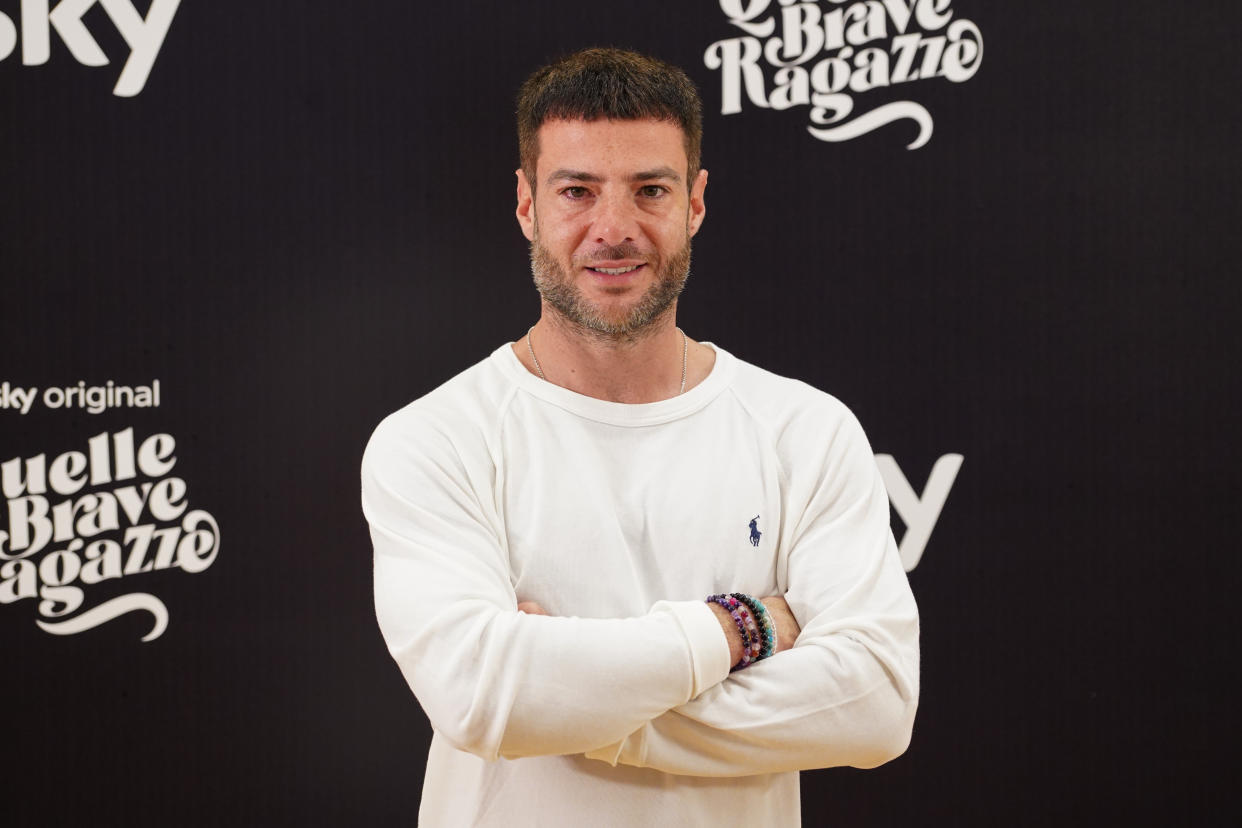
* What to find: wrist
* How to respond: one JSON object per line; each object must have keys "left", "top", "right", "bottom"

{"left": 706, "top": 601, "right": 745, "bottom": 667}
{"left": 705, "top": 593, "right": 778, "bottom": 671}
{"left": 730, "top": 593, "right": 777, "bottom": 659}
{"left": 705, "top": 593, "right": 764, "bottom": 670}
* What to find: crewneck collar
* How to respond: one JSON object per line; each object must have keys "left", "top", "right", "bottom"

{"left": 492, "top": 341, "right": 736, "bottom": 427}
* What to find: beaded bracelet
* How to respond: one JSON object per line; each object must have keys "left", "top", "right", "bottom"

{"left": 730, "top": 593, "right": 777, "bottom": 661}
{"left": 706, "top": 593, "right": 761, "bottom": 670}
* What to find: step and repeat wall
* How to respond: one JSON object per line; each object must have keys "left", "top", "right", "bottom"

{"left": 3, "top": 2, "right": 1236, "bottom": 825}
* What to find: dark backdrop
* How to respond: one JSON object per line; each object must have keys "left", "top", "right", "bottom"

{"left": 3, "top": 1, "right": 1239, "bottom": 825}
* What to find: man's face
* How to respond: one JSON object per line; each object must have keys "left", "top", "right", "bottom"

{"left": 516, "top": 118, "right": 708, "bottom": 337}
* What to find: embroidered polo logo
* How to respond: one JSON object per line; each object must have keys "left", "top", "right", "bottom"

{"left": 749, "top": 516, "right": 762, "bottom": 547}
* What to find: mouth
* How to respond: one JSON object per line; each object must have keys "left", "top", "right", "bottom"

{"left": 585, "top": 262, "right": 646, "bottom": 277}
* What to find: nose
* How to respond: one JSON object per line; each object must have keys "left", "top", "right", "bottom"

{"left": 592, "top": 190, "right": 639, "bottom": 246}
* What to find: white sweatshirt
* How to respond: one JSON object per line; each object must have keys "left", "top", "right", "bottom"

{"left": 362, "top": 343, "right": 919, "bottom": 827}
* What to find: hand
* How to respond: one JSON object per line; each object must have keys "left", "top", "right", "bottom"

{"left": 517, "top": 601, "right": 549, "bottom": 616}
{"left": 758, "top": 595, "right": 800, "bottom": 655}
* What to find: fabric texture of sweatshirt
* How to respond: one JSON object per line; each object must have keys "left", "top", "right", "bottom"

{"left": 361, "top": 342, "right": 920, "bottom": 827}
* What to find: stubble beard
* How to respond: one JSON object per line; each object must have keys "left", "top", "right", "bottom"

{"left": 529, "top": 227, "right": 692, "bottom": 341}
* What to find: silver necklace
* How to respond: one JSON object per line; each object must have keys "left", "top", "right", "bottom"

{"left": 526, "top": 326, "right": 689, "bottom": 395}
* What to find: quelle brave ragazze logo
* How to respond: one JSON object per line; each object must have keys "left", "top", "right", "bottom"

{"left": 705, "top": 0, "right": 983, "bottom": 148}
{"left": 0, "top": 427, "right": 219, "bottom": 641}
{"left": 0, "top": 0, "right": 182, "bottom": 96}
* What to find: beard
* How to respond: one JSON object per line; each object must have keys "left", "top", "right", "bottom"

{"left": 529, "top": 231, "right": 692, "bottom": 339}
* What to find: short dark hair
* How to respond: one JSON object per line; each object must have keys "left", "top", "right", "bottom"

{"left": 517, "top": 47, "right": 703, "bottom": 190}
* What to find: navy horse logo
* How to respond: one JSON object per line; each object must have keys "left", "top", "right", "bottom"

{"left": 748, "top": 516, "right": 762, "bottom": 547}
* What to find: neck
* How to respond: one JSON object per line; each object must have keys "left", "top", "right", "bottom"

{"left": 523, "top": 304, "right": 688, "bottom": 403}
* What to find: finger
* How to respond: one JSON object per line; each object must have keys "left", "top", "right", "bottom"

{"left": 517, "top": 601, "right": 549, "bottom": 616}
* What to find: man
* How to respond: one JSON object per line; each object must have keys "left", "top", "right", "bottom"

{"left": 362, "top": 48, "right": 919, "bottom": 827}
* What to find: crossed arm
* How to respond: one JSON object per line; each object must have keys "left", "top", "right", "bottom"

{"left": 518, "top": 596, "right": 802, "bottom": 671}
{"left": 362, "top": 409, "right": 919, "bottom": 777}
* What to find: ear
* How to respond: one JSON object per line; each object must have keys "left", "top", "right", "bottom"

{"left": 515, "top": 168, "right": 535, "bottom": 241}
{"left": 687, "top": 168, "right": 708, "bottom": 238}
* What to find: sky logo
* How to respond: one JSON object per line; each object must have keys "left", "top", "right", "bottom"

{"left": 0, "top": 0, "right": 182, "bottom": 97}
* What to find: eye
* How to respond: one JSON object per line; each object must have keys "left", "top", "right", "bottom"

{"left": 561, "top": 186, "right": 590, "bottom": 199}
{"left": 638, "top": 185, "right": 667, "bottom": 198}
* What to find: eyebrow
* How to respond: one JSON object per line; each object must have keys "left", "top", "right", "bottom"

{"left": 545, "top": 167, "right": 683, "bottom": 186}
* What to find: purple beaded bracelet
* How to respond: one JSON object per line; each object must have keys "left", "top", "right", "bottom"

{"left": 706, "top": 593, "right": 761, "bottom": 670}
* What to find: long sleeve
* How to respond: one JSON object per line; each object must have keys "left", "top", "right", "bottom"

{"left": 363, "top": 406, "right": 732, "bottom": 761}
{"left": 584, "top": 405, "right": 920, "bottom": 776}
